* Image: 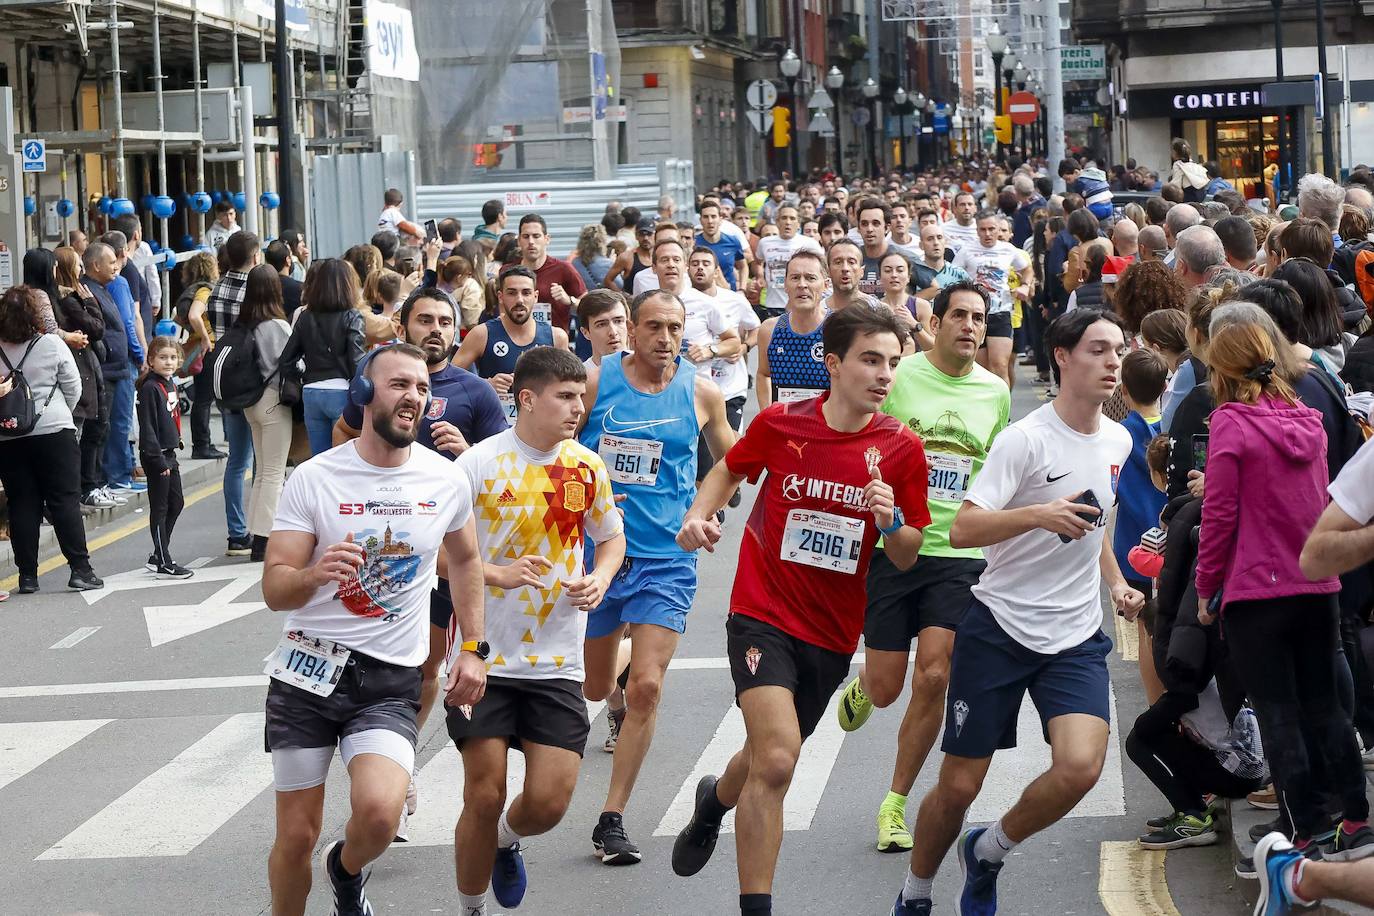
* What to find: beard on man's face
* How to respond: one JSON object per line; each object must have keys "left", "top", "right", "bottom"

{"left": 370, "top": 402, "right": 418, "bottom": 449}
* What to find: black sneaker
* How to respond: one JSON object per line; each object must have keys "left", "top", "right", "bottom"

{"left": 192, "top": 447, "right": 228, "bottom": 460}
{"left": 673, "top": 775, "right": 725, "bottom": 876}
{"left": 16, "top": 574, "right": 39, "bottom": 594}
{"left": 1137, "top": 813, "right": 1217, "bottom": 850}
{"left": 226, "top": 536, "right": 253, "bottom": 557}
{"left": 1250, "top": 815, "right": 1287, "bottom": 843}
{"left": 154, "top": 562, "right": 194, "bottom": 580}
{"left": 250, "top": 535, "right": 269, "bottom": 563}
{"left": 592, "top": 812, "right": 641, "bottom": 865}
{"left": 68, "top": 569, "right": 104, "bottom": 591}
{"left": 321, "top": 840, "right": 374, "bottom": 915}
{"left": 1328, "top": 822, "right": 1374, "bottom": 862}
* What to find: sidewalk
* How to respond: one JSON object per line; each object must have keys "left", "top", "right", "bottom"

{"left": 0, "top": 449, "right": 228, "bottom": 581}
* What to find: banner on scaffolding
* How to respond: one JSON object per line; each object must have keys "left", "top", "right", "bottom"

{"left": 367, "top": 0, "right": 422, "bottom": 82}
{"left": 244, "top": 0, "right": 309, "bottom": 31}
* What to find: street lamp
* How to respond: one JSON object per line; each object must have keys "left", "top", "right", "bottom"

{"left": 779, "top": 48, "right": 803, "bottom": 179}
{"left": 894, "top": 86, "right": 908, "bottom": 170}
{"left": 986, "top": 22, "right": 1008, "bottom": 161}
{"left": 925, "top": 97, "right": 937, "bottom": 165}
{"left": 825, "top": 65, "right": 845, "bottom": 175}
{"left": 951, "top": 110, "right": 963, "bottom": 158}
{"left": 1002, "top": 53, "right": 1018, "bottom": 157}
{"left": 911, "top": 90, "right": 927, "bottom": 169}
{"left": 862, "top": 77, "right": 880, "bottom": 177}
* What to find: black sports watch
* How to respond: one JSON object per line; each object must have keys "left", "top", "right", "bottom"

{"left": 459, "top": 639, "right": 491, "bottom": 660}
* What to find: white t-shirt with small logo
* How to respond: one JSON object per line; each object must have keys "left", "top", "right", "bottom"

{"left": 952, "top": 240, "right": 1032, "bottom": 315}
{"left": 701, "top": 288, "right": 760, "bottom": 401}
{"left": 271, "top": 441, "right": 474, "bottom": 666}
{"left": 756, "top": 234, "right": 823, "bottom": 311}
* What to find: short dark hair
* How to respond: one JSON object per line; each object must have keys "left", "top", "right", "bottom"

{"left": 383, "top": 188, "right": 404, "bottom": 207}
{"left": 0, "top": 285, "right": 47, "bottom": 342}
{"left": 699, "top": 200, "right": 720, "bottom": 215}
{"left": 1144, "top": 197, "right": 1172, "bottom": 226}
{"left": 499, "top": 265, "right": 538, "bottom": 291}
{"left": 214, "top": 200, "right": 235, "bottom": 215}
{"left": 856, "top": 197, "right": 891, "bottom": 224}
{"left": 112, "top": 214, "right": 140, "bottom": 242}
{"left": 822, "top": 303, "right": 905, "bottom": 360}
{"left": 224, "top": 230, "right": 260, "bottom": 270}
{"left": 1044, "top": 309, "right": 1127, "bottom": 384}
{"left": 930, "top": 279, "right": 989, "bottom": 319}
{"left": 687, "top": 245, "right": 717, "bottom": 266}
{"left": 481, "top": 199, "right": 504, "bottom": 225}
{"left": 653, "top": 239, "right": 685, "bottom": 262}
{"left": 621, "top": 206, "right": 642, "bottom": 227}
{"left": 264, "top": 239, "right": 291, "bottom": 273}
{"left": 519, "top": 213, "right": 548, "bottom": 235}
{"left": 513, "top": 346, "right": 587, "bottom": 400}
{"left": 371, "top": 230, "right": 400, "bottom": 262}
{"left": 364, "top": 341, "right": 426, "bottom": 385}
{"left": 398, "top": 286, "right": 458, "bottom": 326}
{"left": 1214, "top": 215, "right": 1256, "bottom": 263}
{"left": 1120, "top": 348, "right": 1168, "bottom": 404}
{"left": 1237, "top": 279, "right": 1304, "bottom": 343}
{"left": 630, "top": 288, "right": 685, "bottom": 322}
{"left": 577, "top": 288, "right": 628, "bottom": 327}
{"left": 825, "top": 238, "right": 862, "bottom": 261}
{"left": 1145, "top": 433, "right": 1171, "bottom": 478}
{"left": 1057, "top": 157, "right": 1081, "bottom": 178}
{"left": 817, "top": 212, "right": 849, "bottom": 234}
{"left": 1034, "top": 176, "right": 1053, "bottom": 199}
{"left": 438, "top": 218, "right": 461, "bottom": 243}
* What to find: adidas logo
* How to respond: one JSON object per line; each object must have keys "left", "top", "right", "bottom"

{"left": 497, "top": 487, "right": 517, "bottom": 506}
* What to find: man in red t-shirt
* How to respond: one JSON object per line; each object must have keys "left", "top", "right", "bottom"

{"left": 670, "top": 305, "right": 931, "bottom": 916}
{"left": 499, "top": 213, "right": 587, "bottom": 333}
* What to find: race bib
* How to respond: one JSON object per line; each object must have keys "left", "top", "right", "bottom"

{"left": 777, "top": 386, "right": 821, "bottom": 404}
{"left": 263, "top": 631, "right": 350, "bottom": 697}
{"left": 927, "top": 452, "right": 974, "bottom": 502}
{"left": 781, "top": 509, "right": 865, "bottom": 574}
{"left": 497, "top": 391, "right": 519, "bottom": 423}
{"left": 599, "top": 433, "right": 663, "bottom": 486}
{"left": 533, "top": 303, "right": 553, "bottom": 326}
{"left": 710, "top": 361, "right": 731, "bottom": 381}
{"left": 768, "top": 261, "right": 786, "bottom": 289}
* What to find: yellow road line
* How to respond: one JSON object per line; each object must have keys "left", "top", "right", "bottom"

{"left": 1099, "top": 841, "right": 1181, "bottom": 916}
{"left": 1115, "top": 613, "right": 1140, "bottom": 661}
{"left": 0, "top": 478, "right": 225, "bottom": 594}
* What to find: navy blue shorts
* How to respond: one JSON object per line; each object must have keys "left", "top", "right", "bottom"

{"left": 941, "top": 598, "right": 1112, "bottom": 758}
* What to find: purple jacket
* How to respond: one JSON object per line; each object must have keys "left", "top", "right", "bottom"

{"left": 1195, "top": 394, "right": 1341, "bottom": 609}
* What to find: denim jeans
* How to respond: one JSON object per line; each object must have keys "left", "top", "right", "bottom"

{"left": 223, "top": 409, "right": 254, "bottom": 541}
{"left": 102, "top": 375, "right": 135, "bottom": 486}
{"left": 303, "top": 387, "right": 350, "bottom": 457}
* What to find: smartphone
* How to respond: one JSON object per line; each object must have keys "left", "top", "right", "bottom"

{"left": 1059, "top": 488, "right": 1102, "bottom": 544}
{"left": 1191, "top": 434, "right": 1209, "bottom": 473}
{"left": 423, "top": 218, "right": 438, "bottom": 242}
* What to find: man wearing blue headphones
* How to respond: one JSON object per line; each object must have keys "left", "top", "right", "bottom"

{"left": 262, "top": 341, "right": 486, "bottom": 916}
{"left": 333, "top": 287, "right": 509, "bottom": 823}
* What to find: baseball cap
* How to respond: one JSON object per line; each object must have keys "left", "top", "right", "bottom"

{"left": 636, "top": 216, "right": 658, "bottom": 233}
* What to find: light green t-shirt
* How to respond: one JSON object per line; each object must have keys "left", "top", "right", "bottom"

{"left": 880, "top": 352, "right": 1011, "bottom": 558}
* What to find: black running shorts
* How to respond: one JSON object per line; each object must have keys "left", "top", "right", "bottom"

{"left": 979, "top": 311, "right": 1013, "bottom": 343}
{"left": 726, "top": 613, "right": 852, "bottom": 741}
{"left": 264, "top": 649, "right": 421, "bottom": 752}
{"left": 863, "top": 553, "right": 986, "bottom": 652}
{"left": 445, "top": 675, "right": 591, "bottom": 756}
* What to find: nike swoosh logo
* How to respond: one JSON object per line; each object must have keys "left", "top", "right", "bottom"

{"left": 1046, "top": 472, "right": 1071, "bottom": 483}
{"left": 602, "top": 406, "right": 681, "bottom": 434}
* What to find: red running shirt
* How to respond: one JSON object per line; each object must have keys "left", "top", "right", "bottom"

{"left": 724, "top": 393, "right": 930, "bottom": 653}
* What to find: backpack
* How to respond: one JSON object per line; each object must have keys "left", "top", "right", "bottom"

{"left": 204, "top": 323, "right": 268, "bottom": 411}
{"left": 0, "top": 337, "right": 59, "bottom": 437}
{"left": 173, "top": 281, "right": 212, "bottom": 329}
{"left": 1355, "top": 248, "right": 1374, "bottom": 317}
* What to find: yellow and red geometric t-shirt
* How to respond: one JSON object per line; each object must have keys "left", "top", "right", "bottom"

{"left": 449, "top": 428, "right": 622, "bottom": 682}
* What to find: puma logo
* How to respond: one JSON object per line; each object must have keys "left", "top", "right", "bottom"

{"left": 786, "top": 440, "right": 807, "bottom": 460}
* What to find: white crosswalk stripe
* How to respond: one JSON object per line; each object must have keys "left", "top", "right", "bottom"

{"left": 0, "top": 719, "right": 111, "bottom": 793}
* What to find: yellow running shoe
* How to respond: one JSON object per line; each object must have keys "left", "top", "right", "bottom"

{"left": 877, "top": 805, "right": 914, "bottom": 852}
{"left": 836, "top": 676, "right": 874, "bottom": 731}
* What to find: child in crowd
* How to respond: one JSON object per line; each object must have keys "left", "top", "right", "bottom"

{"left": 1115, "top": 348, "right": 1170, "bottom": 605}
{"left": 1059, "top": 158, "right": 1115, "bottom": 220}
{"left": 136, "top": 336, "right": 193, "bottom": 580}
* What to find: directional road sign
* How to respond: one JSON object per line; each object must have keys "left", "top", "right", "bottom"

{"left": 746, "top": 80, "right": 778, "bottom": 110}
{"left": 21, "top": 138, "right": 45, "bottom": 173}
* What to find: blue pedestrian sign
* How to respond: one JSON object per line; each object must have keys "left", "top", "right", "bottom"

{"left": 21, "top": 139, "right": 45, "bottom": 173}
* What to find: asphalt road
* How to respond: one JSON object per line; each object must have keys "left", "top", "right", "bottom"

{"left": 0, "top": 378, "right": 1257, "bottom": 916}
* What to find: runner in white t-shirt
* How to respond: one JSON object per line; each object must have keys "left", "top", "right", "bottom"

{"left": 941, "top": 191, "right": 981, "bottom": 257}
{"left": 952, "top": 210, "right": 1033, "bottom": 389}
{"left": 755, "top": 204, "right": 823, "bottom": 317}
{"left": 262, "top": 343, "right": 486, "bottom": 916}
{"left": 447, "top": 347, "right": 625, "bottom": 914}
{"left": 891, "top": 310, "right": 1143, "bottom": 916}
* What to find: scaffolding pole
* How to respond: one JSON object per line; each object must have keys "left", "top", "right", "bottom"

{"left": 152, "top": 0, "right": 168, "bottom": 306}
{"left": 109, "top": 0, "right": 126, "bottom": 194}
{"left": 192, "top": 7, "right": 205, "bottom": 240}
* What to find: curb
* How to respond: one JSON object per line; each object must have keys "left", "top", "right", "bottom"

{"left": 0, "top": 455, "right": 227, "bottom": 581}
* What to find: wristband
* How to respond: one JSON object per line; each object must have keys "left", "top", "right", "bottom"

{"left": 878, "top": 507, "right": 905, "bottom": 537}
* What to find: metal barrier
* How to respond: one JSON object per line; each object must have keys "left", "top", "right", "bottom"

{"left": 308, "top": 150, "right": 418, "bottom": 258}
{"left": 414, "top": 160, "right": 696, "bottom": 253}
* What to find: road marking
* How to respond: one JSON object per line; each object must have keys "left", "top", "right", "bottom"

{"left": 0, "top": 719, "right": 112, "bottom": 792}
{"left": 403, "top": 700, "right": 605, "bottom": 847}
{"left": 653, "top": 705, "right": 845, "bottom": 836}
{"left": 139, "top": 562, "right": 266, "bottom": 646}
{"left": 0, "top": 478, "right": 225, "bottom": 594}
{"left": 37, "top": 712, "right": 274, "bottom": 859}
{"left": 50, "top": 626, "right": 101, "bottom": 649}
{"left": 967, "top": 684, "right": 1125, "bottom": 821}
{"left": 1098, "top": 841, "right": 1181, "bottom": 916}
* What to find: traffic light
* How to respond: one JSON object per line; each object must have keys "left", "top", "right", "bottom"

{"left": 994, "top": 115, "right": 1012, "bottom": 144}
{"left": 772, "top": 105, "right": 791, "bottom": 149}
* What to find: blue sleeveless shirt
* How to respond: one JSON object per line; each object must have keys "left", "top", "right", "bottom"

{"left": 579, "top": 355, "right": 699, "bottom": 558}
{"left": 768, "top": 312, "right": 830, "bottom": 400}
{"left": 475, "top": 317, "right": 554, "bottom": 378}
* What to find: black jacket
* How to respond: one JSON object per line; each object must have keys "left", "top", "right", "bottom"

{"left": 279, "top": 308, "right": 366, "bottom": 385}
{"left": 1150, "top": 495, "right": 1223, "bottom": 695}
{"left": 52, "top": 291, "right": 105, "bottom": 420}
{"left": 1342, "top": 332, "right": 1374, "bottom": 394}
{"left": 280, "top": 275, "right": 304, "bottom": 319}
{"left": 83, "top": 279, "right": 133, "bottom": 382}
{"left": 136, "top": 373, "right": 181, "bottom": 473}
{"left": 1166, "top": 382, "right": 1215, "bottom": 500}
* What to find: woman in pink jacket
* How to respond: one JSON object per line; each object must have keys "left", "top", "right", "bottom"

{"left": 1194, "top": 321, "right": 1372, "bottom": 861}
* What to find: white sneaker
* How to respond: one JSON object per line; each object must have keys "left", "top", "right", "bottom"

{"left": 393, "top": 804, "right": 409, "bottom": 843}
{"left": 603, "top": 704, "right": 626, "bottom": 753}
{"left": 100, "top": 486, "right": 128, "bottom": 505}
{"left": 1362, "top": 743, "right": 1374, "bottom": 770}
{"left": 406, "top": 777, "right": 418, "bottom": 816}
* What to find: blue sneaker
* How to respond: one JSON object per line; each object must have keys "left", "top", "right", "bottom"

{"left": 491, "top": 842, "right": 527, "bottom": 908}
{"left": 111, "top": 479, "right": 148, "bottom": 493}
{"left": 891, "top": 892, "right": 933, "bottom": 915}
{"left": 956, "top": 828, "right": 1002, "bottom": 916}
{"left": 1255, "top": 832, "right": 1318, "bottom": 915}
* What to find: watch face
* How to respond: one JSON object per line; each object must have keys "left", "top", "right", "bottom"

{"left": 477, "top": 640, "right": 492, "bottom": 660}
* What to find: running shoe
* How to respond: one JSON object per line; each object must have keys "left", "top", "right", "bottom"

{"left": 672, "top": 775, "right": 723, "bottom": 876}
{"left": 603, "top": 705, "right": 626, "bottom": 753}
{"left": 1146, "top": 811, "right": 1181, "bottom": 831}
{"left": 891, "top": 894, "right": 933, "bottom": 916}
{"left": 956, "top": 828, "right": 1002, "bottom": 916}
{"left": 491, "top": 842, "right": 527, "bottom": 907}
{"left": 81, "top": 490, "right": 116, "bottom": 510}
{"left": 1137, "top": 813, "right": 1217, "bottom": 850}
{"left": 110, "top": 479, "right": 148, "bottom": 493}
{"left": 68, "top": 568, "right": 104, "bottom": 591}
{"left": 1254, "top": 831, "right": 1319, "bottom": 915}
{"left": 98, "top": 486, "right": 128, "bottom": 505}
{"left": 226, "top": 535, "right": 253, "bottom": 557}
{"left": 592, "top": 812, "right": 641, "bottom": 865}
{"left": 406, "top": 778, "right": 418, "bottom": 816}
{"left": 321, "top": 840, "right": 374, "bottom": 916}
{"left": 836, "top": 676, "right": 874, "bottom": 732}
{"left": 153, "top": 562, "right": 194, "bottom": 580}
{"left": 1249, "top": 784, "right": 1279, "bottom": 810}
{"left": 392, "top": 806, "right": 409, "bottom": 843}
{"left": 877, "top": 804, "right": 914, "bottom": 852}
{"left": 1249, "top": 815, "right": 1287, "bottom": 844}
{"left": 1327, "top": 822, "right": 1374, "bottom": 862}
{"left": 17, "top": 574, "right": 38, "bottom": 594}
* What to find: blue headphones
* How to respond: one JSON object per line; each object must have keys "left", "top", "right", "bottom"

{"left": 348, "top": 342, "right": 434, "bottom": 415}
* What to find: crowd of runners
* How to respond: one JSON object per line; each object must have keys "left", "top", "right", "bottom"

{"left": 10, "top": 150, "right": 1374, "bottom": 916}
